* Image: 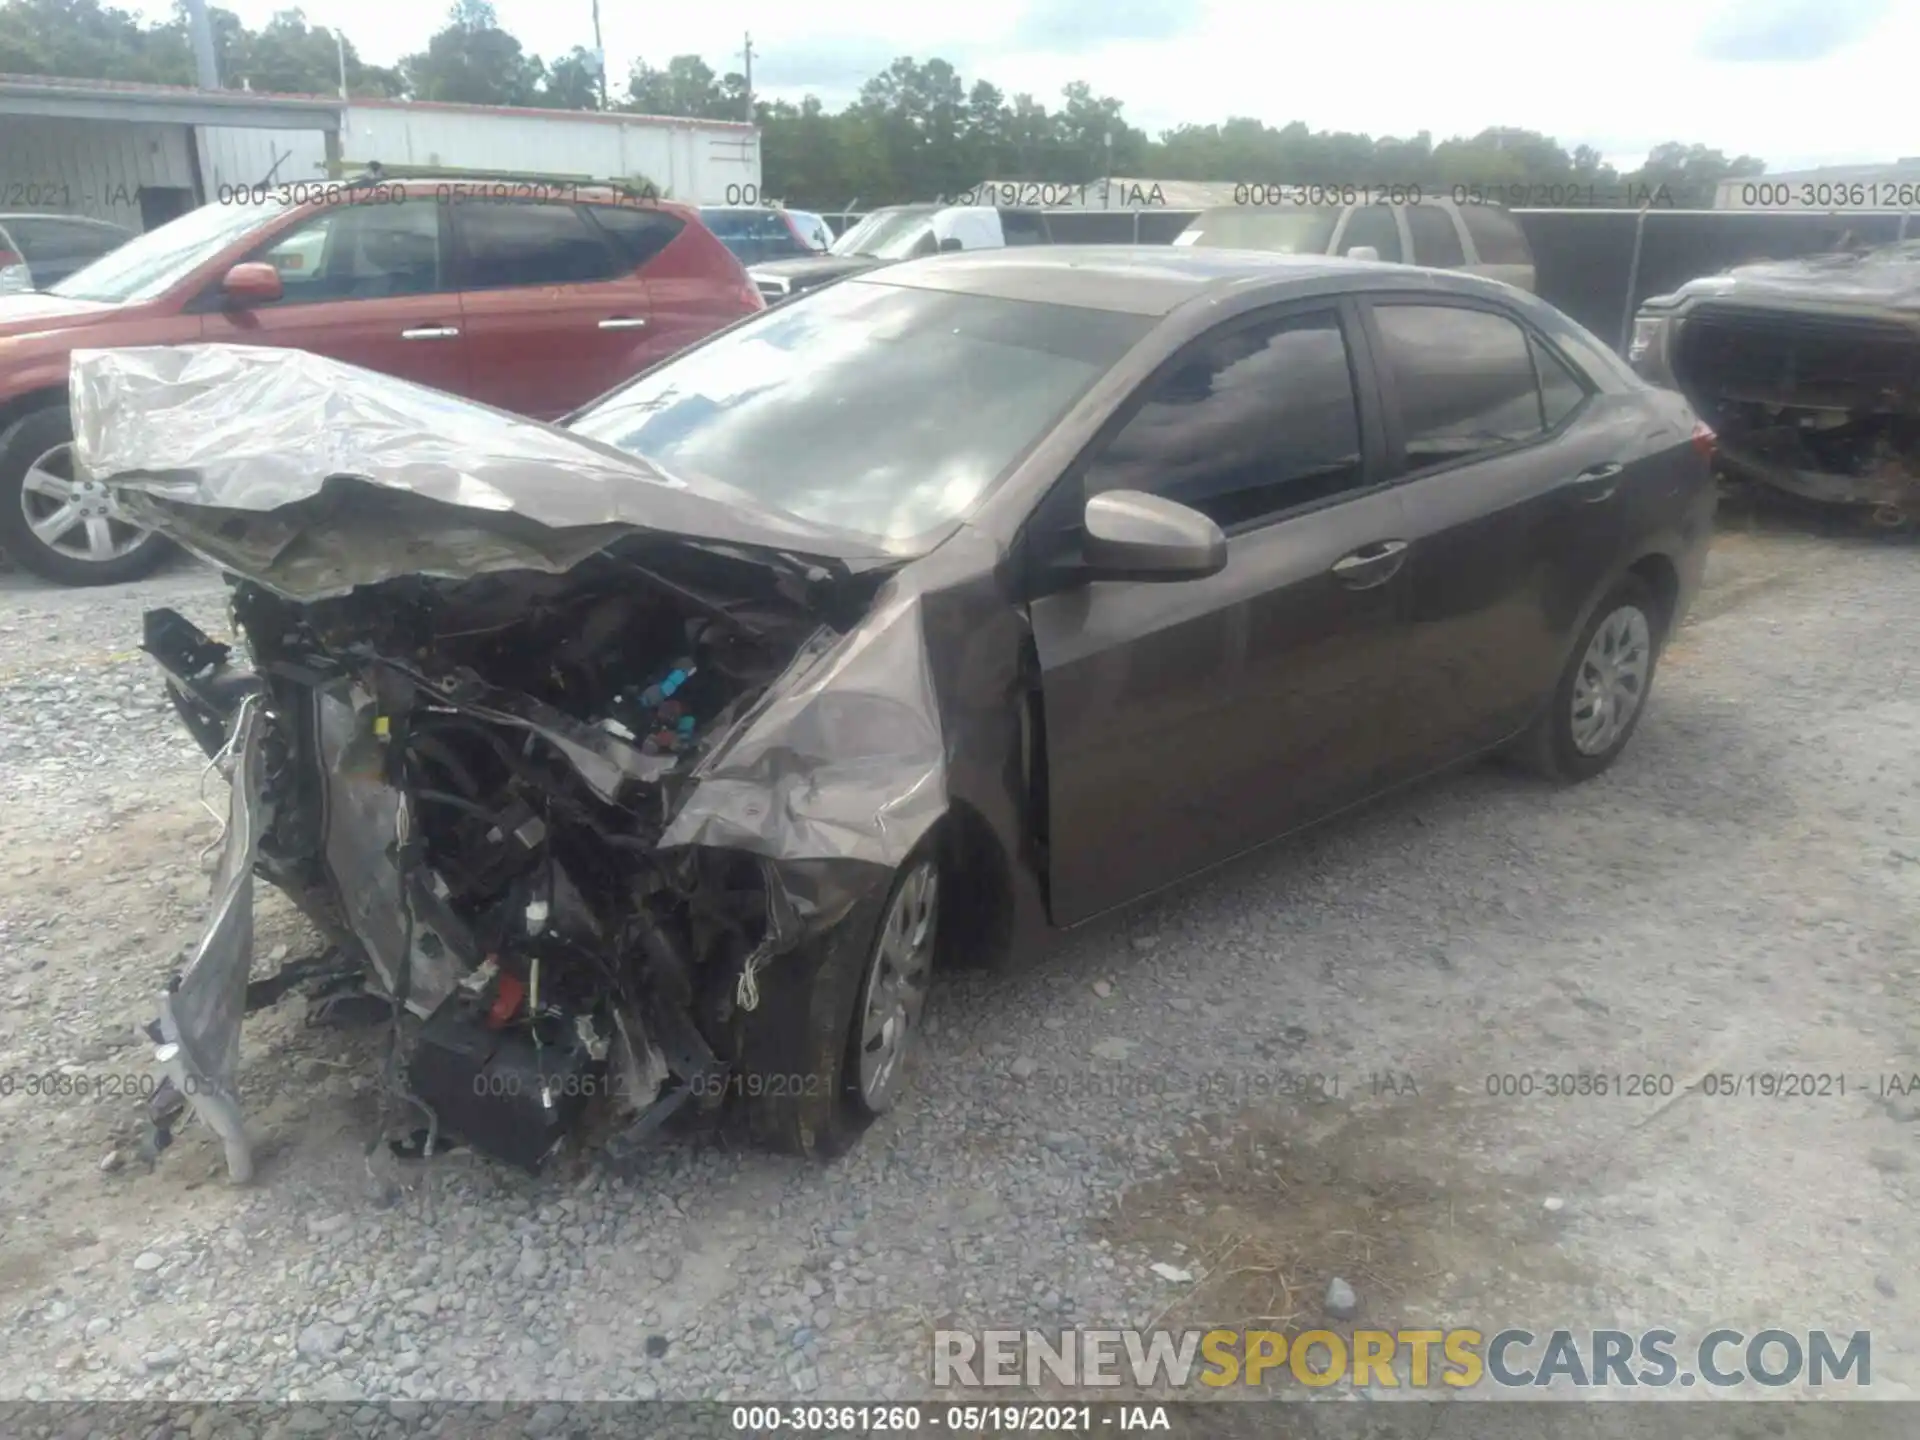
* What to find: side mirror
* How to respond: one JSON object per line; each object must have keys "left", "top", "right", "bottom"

{"left": 1081, "top": 490, "right": 1226, "bottom": 583}
{"left": 938, "top": 236, "right": 964, "bottom": 253}
{"left": 220, "top": 261, "right": 283, "bottom": 305}
{"left": 1345, "top": 244, "right": 1380, "bottom": 262}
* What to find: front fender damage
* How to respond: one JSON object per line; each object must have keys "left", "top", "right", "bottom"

{"left": 148, "top": 586, "right": 949, "bottom": 1181}
{"left": 86, "top": 345, "right": 951, "bottom": 1181}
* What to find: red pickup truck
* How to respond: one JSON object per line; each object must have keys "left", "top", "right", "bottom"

{"left": 0, "top": 178, "right": 762, "bottom": 585}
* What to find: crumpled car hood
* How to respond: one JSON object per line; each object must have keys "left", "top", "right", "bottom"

{"left": 1666, "top": 241, "right": 1920, "bottom": 313}
{"left": 70, "top": 343, "right": 898, "bottom": 600}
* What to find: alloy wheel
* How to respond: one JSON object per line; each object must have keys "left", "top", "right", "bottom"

{"left": 854, "top": 860, "right": 938, "bottom": 1113}
{"left": 17, "top": 442, "right": 152, "bottom": 565}
{"left": 1570, "top": 604, "right": 1652, "bottom": 756}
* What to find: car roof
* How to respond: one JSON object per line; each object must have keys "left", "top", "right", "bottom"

{"left": 861, "top": 244, "right": 1514, "bottom": 316}
{"left": 351, "top": 179, "right": 697, "bottom": 218}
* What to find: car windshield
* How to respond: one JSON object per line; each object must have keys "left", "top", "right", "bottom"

{"left": 1180, "top": 206, "right": 1341, "bottom": 254}
{"left": 787, "top": 211, "right": 832, "bottom": 251}
{"left": 49, "top": 198, "right": 292, "bottom": 304}
{"left": 829, "top": 207, "right": 938, "bottom": 260}
{"left": 568, "top": 278, "right": 1152, "bottom": 541}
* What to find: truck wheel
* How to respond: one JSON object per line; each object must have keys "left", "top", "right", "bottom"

{"left": 0, "top": 406, "right": 171, "bottom": 586}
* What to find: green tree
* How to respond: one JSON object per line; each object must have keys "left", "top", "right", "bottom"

{"left": 222, "top": 9, "right": 401, "bottom": 98}
{"left": 0, "top": 0, "right": 184, "bottom": 82}
{"left": 623, "top": 54, "right": 736, "bottom": 119}
{"left": 1627, "top": 142, "right": 1765, "bottom": 205}
{"left": 536, "top": 44, "right": 603, "bottom": 110}
{"left": 0, "top": 8, "right": 1776, "bottom": 212}
{"left": 401, "top": 0, "right": 543, "bottom": 106}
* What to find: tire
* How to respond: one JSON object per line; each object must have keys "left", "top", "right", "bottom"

{"left": 1510, "top": 573, "right": 1663, "bottom": 783}
{"left": 741, "top": 850, "right": 940, "bottom": 1158}
{"left": 0, "top": 405, "right": 171, "bottom": 586}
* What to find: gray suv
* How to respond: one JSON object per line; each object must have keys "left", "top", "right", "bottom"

{"left": 1177, "top": 198, "right": 1535, "bottom": 291}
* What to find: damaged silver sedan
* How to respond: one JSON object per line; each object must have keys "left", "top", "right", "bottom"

{"left": 1630, "top": 239, "right": 1920, "bottom": 526}
{"left": 83, "top": 247, "right": 1711, "bottom": 1180}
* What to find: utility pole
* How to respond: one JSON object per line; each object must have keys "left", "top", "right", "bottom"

{"left": 334, "top": 28, "right": 348, "bottom": 100}
{"left": 591, "top": 0, "right": 608, "bottom": 109}
{"left": 184, "top": 0, "right": 220, "bottom": 89}
{"left": 742, "top": 32, "right": 755, "bottom": 124}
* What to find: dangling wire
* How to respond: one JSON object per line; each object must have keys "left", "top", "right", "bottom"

{"left": 196, "top": 690, "right": 262, "bottom": 864}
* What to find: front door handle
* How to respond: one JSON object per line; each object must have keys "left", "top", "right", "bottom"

{"left": 1331, "top": 539, "right": 1409, "bottom": 590}
{"left": 1570, "top": 461, "right": 1624, "bottom": 502}
{"left": 400, "top": 325, "right": 460, "bottom": 340}
{"left": 598, "top": 316, "right": 649, "bottom": 331}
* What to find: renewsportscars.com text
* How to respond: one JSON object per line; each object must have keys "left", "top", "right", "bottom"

{"left": 933, "top": 1326, "right": 1871, "bottom": 1390}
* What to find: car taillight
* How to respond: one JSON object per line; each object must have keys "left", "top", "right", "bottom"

{"left": 1628, "top": 314, "right": 1665, "bottom": 365}
{"left": 1690, "top": 420, "right": 1716, "bottom": 461}
{"left": 0, "top": 250, "right": 20, "bottom": 268}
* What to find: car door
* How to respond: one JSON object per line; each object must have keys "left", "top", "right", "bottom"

{"left": 1025, "top": 301, "right": 1412, "bottom": 926}
{"left": 451, "top": 197, "right": 662, "bottom": 419}
{"left": 1329, "top": 204, "right": 1404, "bottom": 262}
{"left": 1401, "top": 202, "right": 1468, "bottom": 272}
{"left": 198, "top": 195, "right": 469, "bottom": 396}
{"left": 1455, "top": 203, "right": 1537, "bottom": 291}
{"left": 595, "top": 202, "right": 743, "bottom": 373}
{"left": 1362, "top": 297, "right": 1637, "bottom": 766}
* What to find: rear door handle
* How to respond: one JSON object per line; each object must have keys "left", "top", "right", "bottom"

{"left": 400, "top": 325, "right": 459, "bottom": 340}
{"left": 598, "top": 317, "right": 649, "bottom": 331}
{"left": 1331, "top": 539, "right": 1409, "bottom": 590}
{"left": 1571, "top": 461, "right": 1624, "bottom": 502}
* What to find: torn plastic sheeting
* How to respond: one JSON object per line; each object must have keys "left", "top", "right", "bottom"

{"left": 111, "top": 483, "right": 641, "bottom": 604}
{"left": 156, "top": 695, "right": 268, "bottom": 1185}
{"left": 660, "top": 584, "right": 948, "bottom": 874}
{"left": 69, "top": 344, "right": 893, "bottom": 598}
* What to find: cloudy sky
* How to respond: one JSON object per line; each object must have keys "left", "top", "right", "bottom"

{"left": 149, "top": 0, "right": 1913, "bottom": 173}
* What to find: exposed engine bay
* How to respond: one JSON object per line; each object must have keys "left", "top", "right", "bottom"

{"left": 147, "top": 543, "right": 874, "bottom": 1174}
{"left": 82, "top": 342, "right": 952, "bottom": 1181}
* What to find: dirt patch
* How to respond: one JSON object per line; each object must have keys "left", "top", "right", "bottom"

{"left": 1095, "top": 1083, "right": 1588, "bottom": 1342}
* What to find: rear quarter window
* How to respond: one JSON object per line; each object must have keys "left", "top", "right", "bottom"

{"left": 1402, "top": 204, "right": 1466, "bottom": 268}
{"left": 1458, "top": 205, "right": 1531, "bottom": 265}
{"left": 588, "top": 205, "right": 686, "bottom": 269}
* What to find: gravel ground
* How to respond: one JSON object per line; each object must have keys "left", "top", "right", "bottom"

{"left": 1, "top": 505, "right": 1918, "bottom": 1413}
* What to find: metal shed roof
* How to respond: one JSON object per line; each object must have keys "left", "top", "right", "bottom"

{"left": 0, "top": 73, "right": 343, "bottom": 130}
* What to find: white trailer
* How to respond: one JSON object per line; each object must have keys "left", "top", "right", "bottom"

{"left": 200, "top": 99, "right": 760, "bottom": 207}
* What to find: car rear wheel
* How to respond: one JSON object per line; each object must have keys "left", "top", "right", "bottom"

{"left": 1510, "top": 573, "right": 1662, "bottom": 782}
{"left": 0, "top": 406, "right": 171, "bottom": 586}
{"left": 742, "top": 850, "right": 940, "bottom": 1157}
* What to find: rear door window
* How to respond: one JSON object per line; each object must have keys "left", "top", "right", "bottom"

{"left": 1458, "top": 204, "right": 1531, "bottom": 264}
{"left": 454, "top": 199, "right": 619, "bottom": 289}
{"left": 1338, "top": 205, "right": 1401, "bottom": 261}
{"left": 1403, "top": 204, "right": 1467, "bottom": 268}
{"left": 1371, "top": 303, "right": 1548, "bottom": 470}
{"left": 586, "top": 204, "right": 685, "bottom": 270}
